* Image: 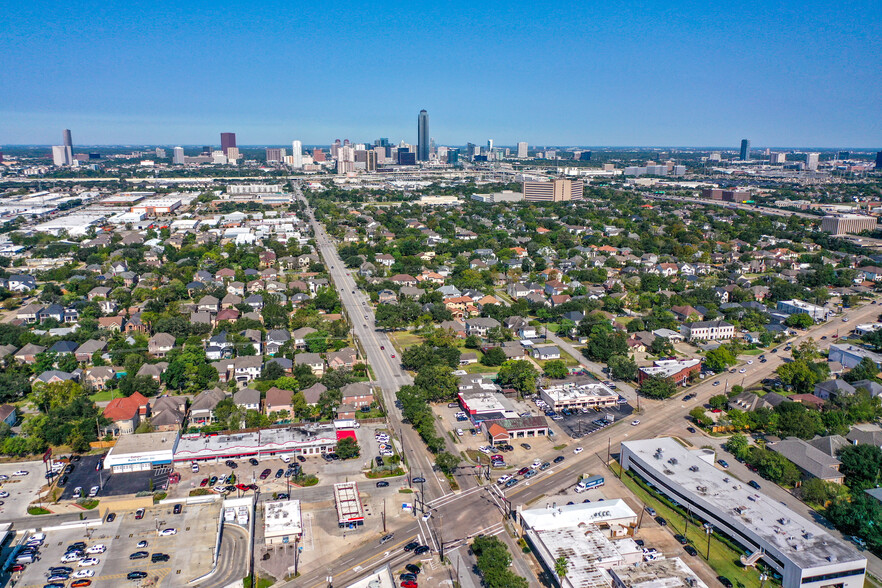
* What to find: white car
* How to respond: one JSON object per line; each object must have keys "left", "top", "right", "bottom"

{"left": 497, "top": 475, "right": 512, "bottom": 484}
{"left": 747, "top": 360, "right": 753, "bottom": 365}
{"left": 12, "top": 470, "right": 28, "bottom": 476}
{"left": 532, "top": 460, "right": 542, "bottom": 468}
{"left": 573, "top": 447, "right": 583, "bottom": 454}
{"left": 631, "top": 420, "right": 641, "bottom": 426}
{"left": 79, "top": 557, "right": 100, "bottom": 566}
{"left": 456, "top": 429, "right": 464, "bottom": 436}
{"left": 158, "top": 528, "right": 178, "bottom": 536}
{"left": 0, "top": 474, "right": 7, "bottom": 481}
{"left": 86, "top": 544, "right": 106, "bottom": 554}
{"left": 0, "top": 491, "right": 8, "bottom": 498}
{"left": 739, "top": 368, "right": 747, "bottom": 373}
{"left": 73, "top": 569, "right": 95, "bottom": 578}
{"left": 422, "top": 513, "right": 431, "bottom": 521}
{"left": 61, "top": 552, "right": 84, "bottom": 563}
{"left": 479, "top": 446, "right": 493, "bottom": 454}
{"left": 280, "top": 455, "right": 290, "bottom": 463}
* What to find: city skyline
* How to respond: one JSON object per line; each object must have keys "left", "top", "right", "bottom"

{"left": 1, "top": 2, "right": 880, "bottom": 146}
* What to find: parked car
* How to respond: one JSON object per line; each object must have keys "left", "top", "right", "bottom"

{"left": 158, "top": 528, "right": 177, "bottom": 536}
{"left": 151, "top": 553, "right": 170, "bottom": 563}
{"left": 748, "top": 480, "right": 761, "bottom": 490}
{"left": 127, "top": 571, "right": 148, "bottom": 580}
{"left": 684, "top": 545, "right": 698, "bottom": 556}
{"left": 135, "top": 508, "right": 145, "bottom": 520}
{"left": 259, "top": 469, "right": 272, "bottom": 480}
{"left": 173, "top": 504, "right": 183, "bottom": 514}
{"left": 717, "top": 459, "right": 729, "bottom": 469}
{"left": 129, "top": 552, "right": 149, "bottom": 560}
{"left": 645, "top": 507, "right": 657, "bottom": 516}
{"left": 376, "top": 481, "right": 389, "bottom": 488}
{"left": 655, "top": 516, "right": 667, "bottom": 526}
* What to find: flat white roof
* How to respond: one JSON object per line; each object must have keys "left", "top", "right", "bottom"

{"left": 639, "top": 359, "right": 700, "bottom": 379}
{"left": 610, "top": 557, "right": 709, "bottom": 588}
{"left": 521, "top": 499, "right": 637, "bottom": 531}
{"left": 621, "top": 438, "right": 863, "bottom": 571}
{"left": 540, "top": 381, "right": 618, "bottom": 402}
{"left": 174, "top": 425, "right": 337, "bottom": 461}
{"left": 334, "top": 482, "right": 364, "bottom": 523}
{"left": 264, "top": 500, "right": 302, "bottom": 538}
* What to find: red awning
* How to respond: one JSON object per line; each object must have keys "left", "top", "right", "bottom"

{"left": 336, "top": 430, "right": 357, "bottom": 442}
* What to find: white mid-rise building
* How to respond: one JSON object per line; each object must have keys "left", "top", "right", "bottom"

{"left": 173, "top": 146, "right": 184, "bottom": 164}
{"left": 291, "top": 140, "right": 303, "bottom": 168}
{"left": 620, "top": 438, "right": 866, "bottom": 588}
{"left": 517, "top": 141, "right": 528, "bottom": 158}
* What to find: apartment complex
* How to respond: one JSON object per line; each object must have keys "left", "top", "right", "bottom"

{"left": 821, "top": 215, "right": 877, "bottom": 235}
{"left": 523, "top": 179, "right": 583, "bottom": 202}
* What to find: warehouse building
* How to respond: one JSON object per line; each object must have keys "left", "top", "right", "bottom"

{"left": 620, "top": 437, "right": 866, "bottom": 588}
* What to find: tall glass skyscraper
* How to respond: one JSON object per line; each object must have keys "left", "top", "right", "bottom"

{"left": 221, "top": 132, "right": 237, "bottom": 156}
{"left": 417, "top": 110, "right": 429, "bottom": 161}
{"left": 740, "top": 139, "right": 750, "bottom": 160}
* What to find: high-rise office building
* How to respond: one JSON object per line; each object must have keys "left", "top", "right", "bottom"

{"left": 417, "top": 110, "right": 429, "bottom": 162}
{"left": 201, "top": 146, "right": 211, "bottom": 156}
{"left": 487, "top": 139, "right": 493, "bottom": 152}
{"left": 173, "top": 146, "right": 185, "bottom": 164}
{"left": 579, "top": 151, "right": 592, "bottom": 161}
{"left": 291, "top": 140, "right": 303, "bottom": 168}
{"left": 769, "top": 152, "right": 786, "bottom": 164}
{"left": 365, "top": 150, "right": 377, "bottom": 172}
{"left": 876, "top": 151, "right": 882, "bottom": 169}
{"left": 226, "top": 147, "right": 240, "bottom": 160}
{"left": 220, "top": 132, "right": 237, "bottom": 156}
{"left": 740, "top": 139, "right": 750, "bottom": 160}
{"left": 52, "top": 145, "right": 70, "bottom": 166}
{"left": 266, "top": 148, "right": 284, "bottom": 163}
{"left": 523, "top": 179, "right": 584, "bottom": 202}
{"left": 63, "top": 129, "right": 72, "bottom": 148}
{"left": 805, "top": 152, "right": 820, "bottom": 171}
{"left": 517, "top": 142, "right": 528, "bottom": 158}
{"left": 837, "top": 151, "right": 850, "bottom": 160}
{"left": 447, "top": 149, "right": 459, "bottom": 166}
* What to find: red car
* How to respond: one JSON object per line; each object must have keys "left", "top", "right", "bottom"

{"left": 380, "top": 345, "right": 385, "bottom": 350}
{"left": 391, "top": 354, "right": 396, "bottom": 358}
{"left": 200, "top": 478, "right": 209, "bottom": 487}
{"left": 259, "top": 469, "right": 272, "bottom": 480}
{"left": 10, "top": 563, "right": 25, "bottom": 572}
{"left": 401, "top": 581, "right": 418, "bottom": 588}
{"left": 517, "top": 467, "right": 530, "bottom": 476}
{"left": 236, "top": 483, "right": 250, "bottom": 491}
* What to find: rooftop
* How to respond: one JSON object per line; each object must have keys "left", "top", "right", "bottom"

{"left": 610, "top": 557, "right": 709, "bottom": 588}
{"left": 540, "top": 381, "right": 618, "bottom": 401}
{"left": 264, "top": 500, "right": 302, "bottom": 538}
{"left": 639, "top": 358, "right": 701, "bottom": 379}
{"left": 333, "top": 482, "right": 364, "bottom": 523}
{"left": 174, "top": 424, "right": 337, "bottom": 460}
{"left": 621, "top": 437, "right": 863, "bottom": 570}
{"left": 109, "top": 430, "right": 179, "bottom": 455}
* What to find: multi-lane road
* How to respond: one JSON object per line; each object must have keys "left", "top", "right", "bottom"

{"left": 299, "top": 190, "right": 468, "bottom": 502}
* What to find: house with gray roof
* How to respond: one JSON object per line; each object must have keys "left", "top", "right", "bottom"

{"left": 233, "top": 388, "right": 261, "bottom": 412}
{"left": 767, "top": 437, "right": 844, "bottom": 483}
{"left": 813, "top": 379, "right": 855, "bottom": 400}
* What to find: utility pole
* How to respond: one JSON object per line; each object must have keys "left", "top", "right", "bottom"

{"left": 607, "top": 437, "right": 611, "bottom": 465}
{"left": 704, "top": 524, "right": 713, "bottom": 560}
{"left": 294, "top": 535, "right": 300, "bottom": 577}
{"left": 382, "top": 499, "right": 386, "bottom": 533}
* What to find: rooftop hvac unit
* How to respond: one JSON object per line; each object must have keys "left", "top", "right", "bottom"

{"left": 689, "top": 466, "right": 699, "bottom": 472}
{"left": 668, "top": 458, "right": 678, "bottom": 465}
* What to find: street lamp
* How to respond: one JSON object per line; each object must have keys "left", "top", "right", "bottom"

{"left": 704, "top": 523, "right": 713, "bottom": 560}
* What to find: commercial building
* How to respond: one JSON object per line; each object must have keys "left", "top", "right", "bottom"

{"left": 820, "top": 215, "right": 877, "bottom": 235}
{"left": 131, "top": 198, "right": 182, "bottom": 215}
{"left": 263, "top": 500, "right": 302, "bottom": 545}
{"left": 482, "top": 416, "right": 549, "bottom": 445}
{"left": 828, "top": 343, "right": 882, "bottom": 369}
{"left": 620, "top": 437, "right": 866, "bottom": 588}
{"left": 519, "top": 500, "right": 642, "bottom": 588}
{"left": 637, "top": 358, "right": 701, "bottom": 385}
{"left": 610, "top": 558, "right": 709, "bottom": 588}
{"left": 173, "top": 147, "right": 185, "bottom": 164}
{"left": 700, "top": 188, "right": 750, "bottom": 202}
{"left": 173, "top": 424, "right": 338, "bottom": 462}
{"left": 103, "top": 430, "right": 179, "bottom": 473}
{"left": 52, "top": 145, "right": 72, "bottom": 166}
{"left": 776, "top": 299, "right": 830, "bottom": 322}
{"left": 266, "top": 148, "right": 285, "bottom": 163}
{"left": 680, "top": 320, "right": 734, "bottom": 341}
{"left": 539, "top": 380, "right": 619, "bottom": 411}
{"left": 291, "top": 140, "right": 303, "bottom": 168}
{"left": 471, "top": 190, "right": 524, "bottom": 203}
{"left": 740, "top": 139, "right": 750, "bottom": 160}
{"left": 221, "top": 132, "right": 237, "bottom": 156}
{"left": 333, "top": 482, "right": 364, "bottom": 528}
{"left": 523, "top": 179, "right": 583, "bottom": 202}
{"left": 457, "top": 389, "right": 518, "bottom": 421}
{"left": 806, "top": 152, "right": 820, "bottom": 170}
{"left": 417, "top": 110, "right": 429, "bottom": 162}
{"left": 517, "top": 142, "right": 528, "bottom": 158}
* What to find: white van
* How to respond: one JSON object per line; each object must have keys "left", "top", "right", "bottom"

{"left": 280, "top": 455, "right": 290, "bottom": 463}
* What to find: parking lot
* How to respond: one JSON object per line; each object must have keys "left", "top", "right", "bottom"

{"left": 57, "top": 455, "right": 170, "bottom": 501}
{"left": 549, "top": 402, "right": 634, "bottom": 439}
{"left": 11, "top": 500, "right": 223, "bottom": 588}
{"left": 0, "top": 461, "right": 51, "bottom": 518}
{"left": 167, "top": 423, "right": 391, "bottom": 500}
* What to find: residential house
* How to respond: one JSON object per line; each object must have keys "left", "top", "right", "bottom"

{"left": 265, "top": 329, "right": 291, "bottom": 356}
{"left": 291, "top": 327, "right": 317, "bottom": 350}
{"left": 814, "top": 379, "right": 855, "bottom": 400}
{"left": 137, "top": 362, "right": 167, "bottom": 382}
{"left": 75, "top": 339, "right": 106, "bottom": 362}
{"left": 189, "top": 388, "right": 228, "bottom": 426}
{"left": 294, "top": 352, "right": 324, "bottom": 376}
{"left": 465, "top": 317, "right": 501, "bottom": 338}
{"left": 301, "top": 382, "right": 327, "bottom": 406}
{"left": 0, "top": 405, "right": 16, "bottom": 427}
{"left": 767, "top": 437, "right": 844, "bottom": 483}
{"left": 532, "top": 345, "right": 561, "bottom": 360}
{"left": 265, "top": 387, "right": 295, "bottom": 418}
{"left": 103, "top": 392, "right": 150, "bottom": 436}
{"left": 341, "top": 382, "right": 374, "bottom": 408}
{"left": 148, "top": 333, "right": 176, "bottom": 358}
{"left": 327, "top": 347, "right": 358, "bottom": 370}
{"left": 85, "top": 366, "right": 116, "bottom": 390}
{"left": 234, "top": 388, "right": 261, "bottom": 412}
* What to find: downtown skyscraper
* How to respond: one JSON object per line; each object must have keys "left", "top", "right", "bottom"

{"left": 221, "top": 132, "right": 237, "bottom": 156}
{"left": 740, "top": 139, "right": 750, "bottom": 160}
{"left": 417, "top": 109, "right": 429, "bottom": 162}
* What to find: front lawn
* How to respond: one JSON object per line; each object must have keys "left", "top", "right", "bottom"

{"left": 88, "top": 389, "right": 118, "bottom": 402}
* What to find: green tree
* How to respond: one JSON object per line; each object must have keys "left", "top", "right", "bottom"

{"left": 335, "top": 436, "right": 360, "bottom": 459}
{"left": 543, "top": 360, "right": 568, "bottom": 379}
{"left": 481, "top": 347, "right": 507, "bottom": 367}
{"left": 496, "top": 361, "right": 538, "bottom": 395}
{"left": 554, "top": 556, "right": 569, "bottom": 581}
{"left": 784, "top": 313, "right": 814, "bottom": 329}
{"left": 607, "top": 355, "right": 637, "bottom": 381}
{"left": 837, "top": 444, "right": 882, "bottom": 491}
{"left": 640, "top": 375, "right": 676, "bottom": 400}
{"left": 704, "top": 346, "right": 736, "bottom": 373}
{"left": 434, "top": 451, "right": 460, "bottom": 475}
{"left": 842, "top": 357, "right": 880, "bottom": 383}
{"left": 774, "top": 402, "right": 823, "bottom": 439}
{"left": 708, "top": 394, "right": 728, "bottom": 410}
{"left": 725, "top": 432, "right": 750, "bottom": 459}
{"left": 414, "top": 364, "right": 458, "bottom": 402}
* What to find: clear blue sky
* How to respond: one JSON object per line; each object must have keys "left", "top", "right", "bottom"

{"left": 2, "top": 1, "right": 880, "bottom": 148}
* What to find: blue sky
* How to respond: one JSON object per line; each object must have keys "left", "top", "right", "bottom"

{"left": 1, "top": 1, "right": 880, "bottom": 147}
